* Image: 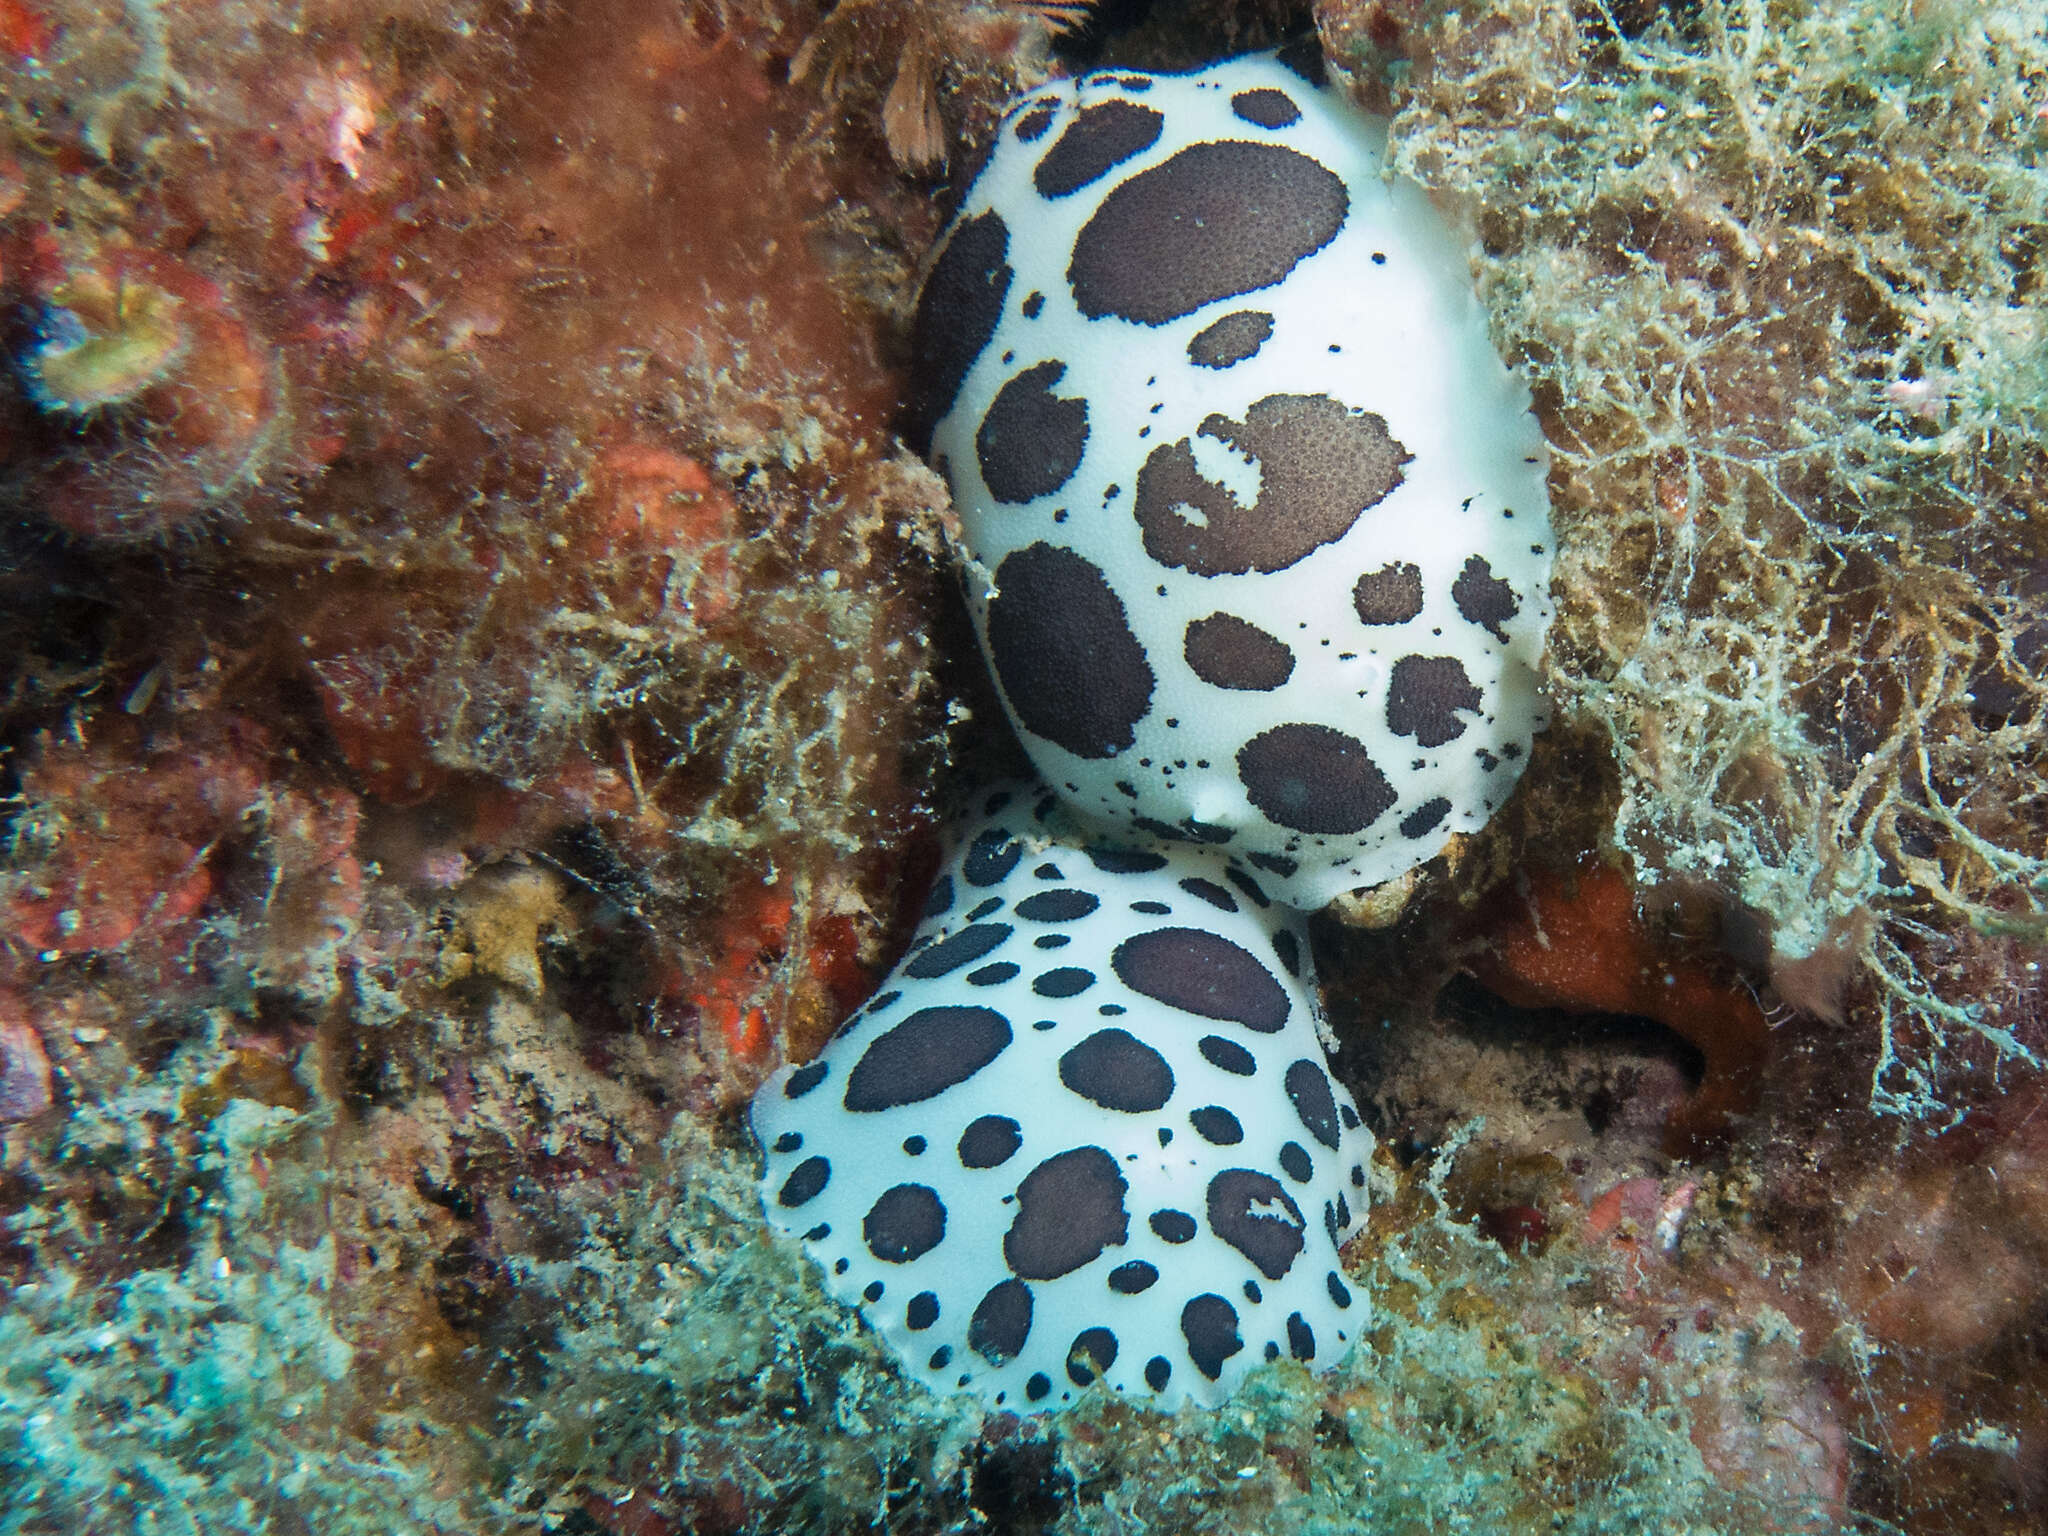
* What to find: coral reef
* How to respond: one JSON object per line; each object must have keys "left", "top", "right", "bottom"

{"left": 1369, "top": 0, "right": 2048, "bottom": 1116}
{"left": 0, "top": 0, "right": 2043, "bottom": 1532}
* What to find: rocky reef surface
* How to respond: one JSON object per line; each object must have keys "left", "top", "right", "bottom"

{"left": 0, "top": 1, "right": 2044, "bottom": 1533}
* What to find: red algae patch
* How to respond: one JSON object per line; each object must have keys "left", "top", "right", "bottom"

{"left": 14, "top": 242, "right": 291, "bottom": 538}
{"left": 1469, "top": 863, "right": 1772, "bottom": 1155}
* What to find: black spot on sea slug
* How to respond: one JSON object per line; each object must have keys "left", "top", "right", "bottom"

{"left": 1199, "top": 1035, "right": 1256, "bottom": 1075}
{"left": 777, "top": 1157, "right": 830, "bottom": 1208}
{"left": 784, "top": 1061, "right": 827, "bottom": 1099}
{"left": 1183, "top": 613, "right": 1295, "bottom": 691}
{"left": 1187, "top": 310, "right": 1274, "bottom": 369}
{"left": 1452, "top": 553, "right": 1520, "bottom": 643}
{"left": 906, "top": 211, "right": 1012, "bottom": 453}
{"left": 1109, "top": 1260, "right": 1158, "bottom": 1294}
{"left": 1328, "top": 1271, "right": 1353, "bottom": 1308}
{"left": 962, "top": 831, "right": 1022, "bottom": 889}
{"left": 1352, "top": 561, "right": 1423, "bottom": 625}
{"left": 1223, "top": 869, "right": 1270, "bottom": 908}
{"left": 843, "top": 1006, "right": 1013, "bottom": 1111}
{"left": 1015, "top": 889, "right": 1100, "bottom": 922}
{"left": 772, "top": 1132, "right": 802, "bottom": 1153}
{"left": 1287, "top": 1311, "right": 1315, "bottom": 1361}
{"left": 1086, "top": 846, "right": 1168, "bottom": 874}
{"left": 1278, "top": 1141, "right": 1313, "bottom": 1183}
{"left": 958, "top": 1114, "right": 1023, "bottom": 1168}
{"left": 1190, "top": 1105, "right": 1243, "bottom": 1145}
{"left": 1059, "top": 1028, "right": 1174, "bottom": 1112}
{"left": 1034, "top": 100, "right": 1164, "bottom": 197}
{"left": 1386, "top": 655, "right": 1482, "bottom": 747}
{"left": 1150, "top": 1209, "right": 1196, "bottom": 1243}
{"left": 1177, "top": 876, "right": 1238, "bottom": 912}
{"left": 1005, "top": 1146, "right": 1130, "bottom": 1279}
{"left": 1069, "top": 1326, "right": 1118, "bottom": 1385}
{"left": 1284, "top": 1059, "right": 1342, "bottom": 1149}
{"left": 1207, "top": 1168, "right": 1306, "bottom": 1280}
{"left": 1068, "top": 142, "right": 1348, "bottom": 325}
{"left": 1145, "top": 1356, "right": 1171, "bottom": 1391}
{"left": 1134, "top": 394, "right": 1409, "bottom": 575}
{"left": 1026, "top": 1371, "right": 1052, "bottom": 1401}
{"left": 1399, "top": 797, "right": 1452, "bottom": 839}
{"left": 1111, "top": 927, "right": 1291, "bottom": 1031}
{"left": 907, "top": 1292, "right": 940, "bottom": 1330}
{"left": 1237, "top": 723, "right": 1396, "bottom": 834}
{"left": 1134, "top": 816, "right": 1233, "bottom": 845}
{"left": 923, "top": 875, "right": 955, "bottom": 919}
{"left": 970, "top": 1278, "right": 1034, "bottom": 1363}
{"left": 864, "top": 1184, "right": 946, "bottom": 1263}
{"left": 1230, "top": 87, "right": 1300, "bottom": 128}
{"left": 976, "top": 361, "right": 1089, "bottom": 504}
{"left": 1181, "top": 1293, "right": 1244, "bottom": 1381}
{"left": 987, "top": 543, "right": 1155, "bottom": 759}
{"left": 1013, "top": 103, "right": 1056, "bottom": 141}
{"left": 903, "top": 923, "right": 1013, "bottom": 979}
{"left": 1033, "top": 967, "right": 1096, "bottom": 997}
{"left": 1272, "top": 928, "right": 1301, "bottom": 977}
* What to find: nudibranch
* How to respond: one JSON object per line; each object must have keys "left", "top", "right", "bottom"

{"left": 752, "top": 47, "right": 1555, "bottom": 1416}
{"left": 753, "top": 786, "right": 1374, "bottom": 1412}
{"left": 907, "top": 47, "right": 1553, "bottom": 909}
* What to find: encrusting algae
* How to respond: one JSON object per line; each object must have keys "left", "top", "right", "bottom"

{"left": 0, "top": 1, "right": 2045, "bottom": 1533}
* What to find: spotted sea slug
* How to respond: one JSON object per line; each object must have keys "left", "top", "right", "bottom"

{"left": 755, "top": 786, "right": 1374, "bottom": 1411}
{"left": 908, "top": 47, "right": 1553, "bottom": 908}
{"left": 752, "top": 48, "right": 1554, "bottom": 1415}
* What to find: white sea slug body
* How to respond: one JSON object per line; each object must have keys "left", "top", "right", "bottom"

{"left": 752, "top": 47, "right": 1558, "bottom": 1419}
{"left": 753, "top": 786, "right": 1374, "bottom": 1413}
{"left": 906, "top": 50, "right": 1555, "bottom": 909}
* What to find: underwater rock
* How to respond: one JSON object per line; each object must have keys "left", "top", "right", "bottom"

{"left": 1468, "top": 862, "right": 1771, "bottom": 1154}
{"left": 0, "top": 998, "right": 52, "bottom": 1121}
